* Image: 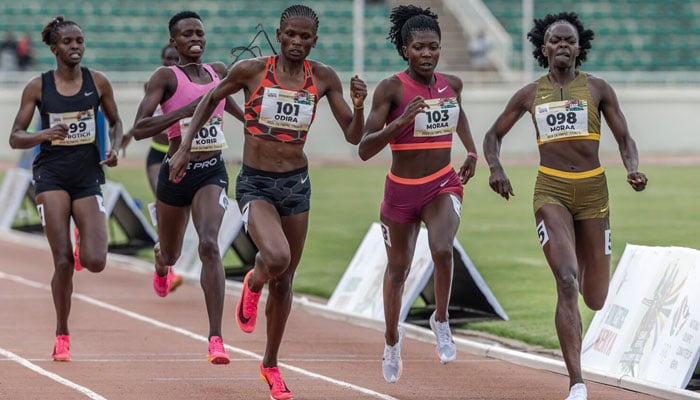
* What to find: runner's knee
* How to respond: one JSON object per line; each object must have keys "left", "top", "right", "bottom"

{"left": 197, "top": 236, "right": 221, "bottom": 263}
{"left": 262, "top": 243, "right": 291, "bottom": 270}
{"left": 554, "top": 267, "right": 579, "bottom": 298}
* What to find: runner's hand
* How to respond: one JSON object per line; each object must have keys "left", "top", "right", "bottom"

{"left": 627, "top": 171, "right": 648, "bottom": 192}
{"left": 488, "top": 167, "right": 515, "bottom": 200}
{"left": 168, "top": 149, "right": 189, "bottom": 183}
{"left": 100, "top": 150, "right": 118, "bottom": 167}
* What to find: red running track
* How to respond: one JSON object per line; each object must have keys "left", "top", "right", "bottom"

{"left": 0, "top": 231, "right": 674, "bottom": 400}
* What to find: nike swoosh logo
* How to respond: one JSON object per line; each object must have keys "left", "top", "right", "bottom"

{"left": 84, "top": 91, "right": 94, "bottom": 97}
{"left": 541, "top": 94, "right": 552, "bottom": 100}
{"left": 301, "top": 174, "right": 309, "bottom": 184}
{"left": 600, "top": 205, "right": 609, "bottom": 213}
{"left": 439, "top": 179, "right": 449, "bottom": 187}
{"left": 237, "top": 294, "right": 251, "bottom": 325}
{"left": 437, "top": 86, "right": 448, "bottom": 93}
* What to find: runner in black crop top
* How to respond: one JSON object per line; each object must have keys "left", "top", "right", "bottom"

{"left": 8, "top": 16, "right": 123, "bottom": 362}
{"left": 166, "top": 5, "right": 367, "bottom": 399}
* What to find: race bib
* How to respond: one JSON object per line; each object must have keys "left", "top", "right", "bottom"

{"left": 535, "top": 100, "right": 589, "bottom": 143}
{"left": 49, "top": 109, "right": 96, "bottom": 146}
{"left": 259, "top": 87, "right": 314, "bottom": 131}
{"left": 413, "top": 97, "right": 459, "bottom": 137}
{"left": 180, "top": 114, "right": 227, "bottom": 152}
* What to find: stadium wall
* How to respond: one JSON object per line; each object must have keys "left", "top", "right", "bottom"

{"left": 1, "top": 84, "right": 698, "bottom": 165}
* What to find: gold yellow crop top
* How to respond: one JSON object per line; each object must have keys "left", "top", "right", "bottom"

{"left": 531, "top": 72, "right": 601, "bottom": 145}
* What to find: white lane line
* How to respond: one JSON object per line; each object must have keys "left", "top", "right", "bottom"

{"left": 0, "top": 271, "right": 397, "bottom": 400}
{"left": 0, "top": 347, "right": 107, "bottom": 400}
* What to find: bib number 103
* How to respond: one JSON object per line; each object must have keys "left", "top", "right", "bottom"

{"left": 425, "top": 109, "right": 450, "bottom": 123}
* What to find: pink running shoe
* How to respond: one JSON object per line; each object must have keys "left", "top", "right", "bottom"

{"left": 153, "top": 266, "right": 172, "bottom": 297}
{"left": 206, "top": 336, "right": 230, "bottom": 365}
{"left": 260, "top": 363, "right": 294, "bottom": 400}
{"left": 73, "top": 228, "right": 83, "bottom": 271}
{"left": 169, "top": 270, "right": 184, "bottom": 292}
{"left": 235, "top": 269, "right": 262, "bottom": 333}
{"left": 52, "top": 335, "right": 71, "bottom": 361}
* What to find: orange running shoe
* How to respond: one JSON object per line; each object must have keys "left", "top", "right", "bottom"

{"left": 73, "top": 228, "right": 83, "bottom": 271}
{"left": 152, "top": 266, "right": 172, "bottom": 297}
{"left": 52, "top": 335, "right": 71, "bottom": 361}
{"left": 260, "top": 363, "right": 294, "bottom": 400}
{"left": 206, "top": 336, "right": 230, "bottom": 365}
{"left": 169, "top": 270, "right": 184, "bottom": 292}
{"left": 235, "top": 269, "right": 262, "bottom": 333}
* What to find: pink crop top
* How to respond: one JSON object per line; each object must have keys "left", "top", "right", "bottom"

{"left": 160, "top": 64, "right": 225, "bottom": 140}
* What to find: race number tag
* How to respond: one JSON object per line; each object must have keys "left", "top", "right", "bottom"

{"left": 413, "top": 97, "right": 459, "bottom": 137}
{"left": 259, "top": 87, "right": 314, "bottom": 131}
{"left": 49, "top": 109, "right": 97, "bottom": 146}
{"left": 180, "top": 114, "right": 227, "bottom": 152}
{"left": 535, "top": 100, "right": 589, "bottom": 143}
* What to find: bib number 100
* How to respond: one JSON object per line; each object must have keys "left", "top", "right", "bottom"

{"left": 196, "top": 126, "right": 219, "bottom": 138}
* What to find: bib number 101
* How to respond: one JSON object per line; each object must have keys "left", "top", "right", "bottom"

{"left": 276, "top": 102, "right": 300, "bottom": 116}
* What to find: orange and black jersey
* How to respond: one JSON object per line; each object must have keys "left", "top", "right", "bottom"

{"left": 244, "top": 56, "right": 319, "bottom": 143}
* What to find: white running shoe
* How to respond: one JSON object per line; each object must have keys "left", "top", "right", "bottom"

{"left": 429, "top": 311, "right": 457, "bottom": 363}
{"left": 565, "top": 383, "right": 587, "bottom": 400}
{"left": 382, "top": 327, "right": 405, "bottom": 383}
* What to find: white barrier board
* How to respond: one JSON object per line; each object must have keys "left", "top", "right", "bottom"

{"left": 171, "top": 196, "right": 246, "bottom": 280}
{"left": 582, "top": 244, "right": 700, "bottom": 389}
{"left": 327, "top": 222, "right": 433, "bottom": 322}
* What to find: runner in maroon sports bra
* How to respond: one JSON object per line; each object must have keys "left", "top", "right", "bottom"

{"left": 358, "top": 5, "right": 478, "bottom": 383}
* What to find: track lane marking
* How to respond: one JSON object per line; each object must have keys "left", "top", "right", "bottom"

{"left": 0, "top": 271, "right": 397, "bottom": 400}
{"left": 0, "top": 347, "right": 108, "bottom": 400}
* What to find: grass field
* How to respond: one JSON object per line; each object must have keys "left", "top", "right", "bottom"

{"left": 5, "top": 162, "right": 699, "bottom": 351}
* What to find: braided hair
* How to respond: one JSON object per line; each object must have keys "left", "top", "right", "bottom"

{"left": 387, "top": 5, "right": 440, "bottom": 61}
{"left": 168, "top": 11, "right": 201, "bottom": 35}
{"left": 527, "top": 11, "right": 594, "bottom": 68}
{"left": 41, "top": 16, "right": 81, "bottom": 46}
{"left": 280, "top": 4, "right": 319, "bottom": 32}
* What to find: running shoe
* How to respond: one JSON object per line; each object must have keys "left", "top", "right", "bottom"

{"left": 259, "top": 363, "right": 294, "bottom": 400}
{"left": 152, "top": 266, "right": 172, "bottom": 297}
{"left": 73, "top": 227, "right": 83, "bottom": 271}
{"left": 169, "top": 270, "right": 184, "bottom": 292}
{"left": 429, "top": 311, "right": 457, "bottom": 364}
{"left": 565, "top": 383, "right": 588, "bottom": 400}
{"left": 52, "top": 334, "right": 70, "bottom": 361}
{"left": 206, "top": 336, "right": 230, "bottom": 365}
{"left": 235, "top": 269, "right": 261, "bottom": 333}
{"left": 382, "top": 326, "right": 404, "bottom": 383}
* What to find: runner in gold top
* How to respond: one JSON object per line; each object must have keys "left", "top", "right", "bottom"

{"left": 482, "top": 11, "right": 647, "bottom": 400}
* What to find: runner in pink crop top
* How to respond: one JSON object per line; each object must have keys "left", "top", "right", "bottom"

{"left": 387, "top": 71, "right": 457, "bottom": 151}
{"left": 161, "top": 64, "right": 225, "bottom": 140}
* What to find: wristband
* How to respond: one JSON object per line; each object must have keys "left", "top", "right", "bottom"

{"left": 467, "top": 152, "right": 478, "bottom": 160}
{"left": 354, "top": 105, "right": 364, "bottom": 110}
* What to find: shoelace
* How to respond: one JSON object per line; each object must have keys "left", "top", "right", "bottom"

{"left": 55, "top": 337, "right": 69, "bottom": 352}
{"left": 243, "top": 290, "right": 261, "bottom": 316}
{"left": 383, "top": 342, "right": 400, "bottom": 363}
{"left": 272, "top": 372, "right": 286, "bottom": 391}
{"left": 210, "top": 337, "right": 224, "bottom": 352}
{"left": 435, "top": 321, "right": 454, "bottom": 345}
